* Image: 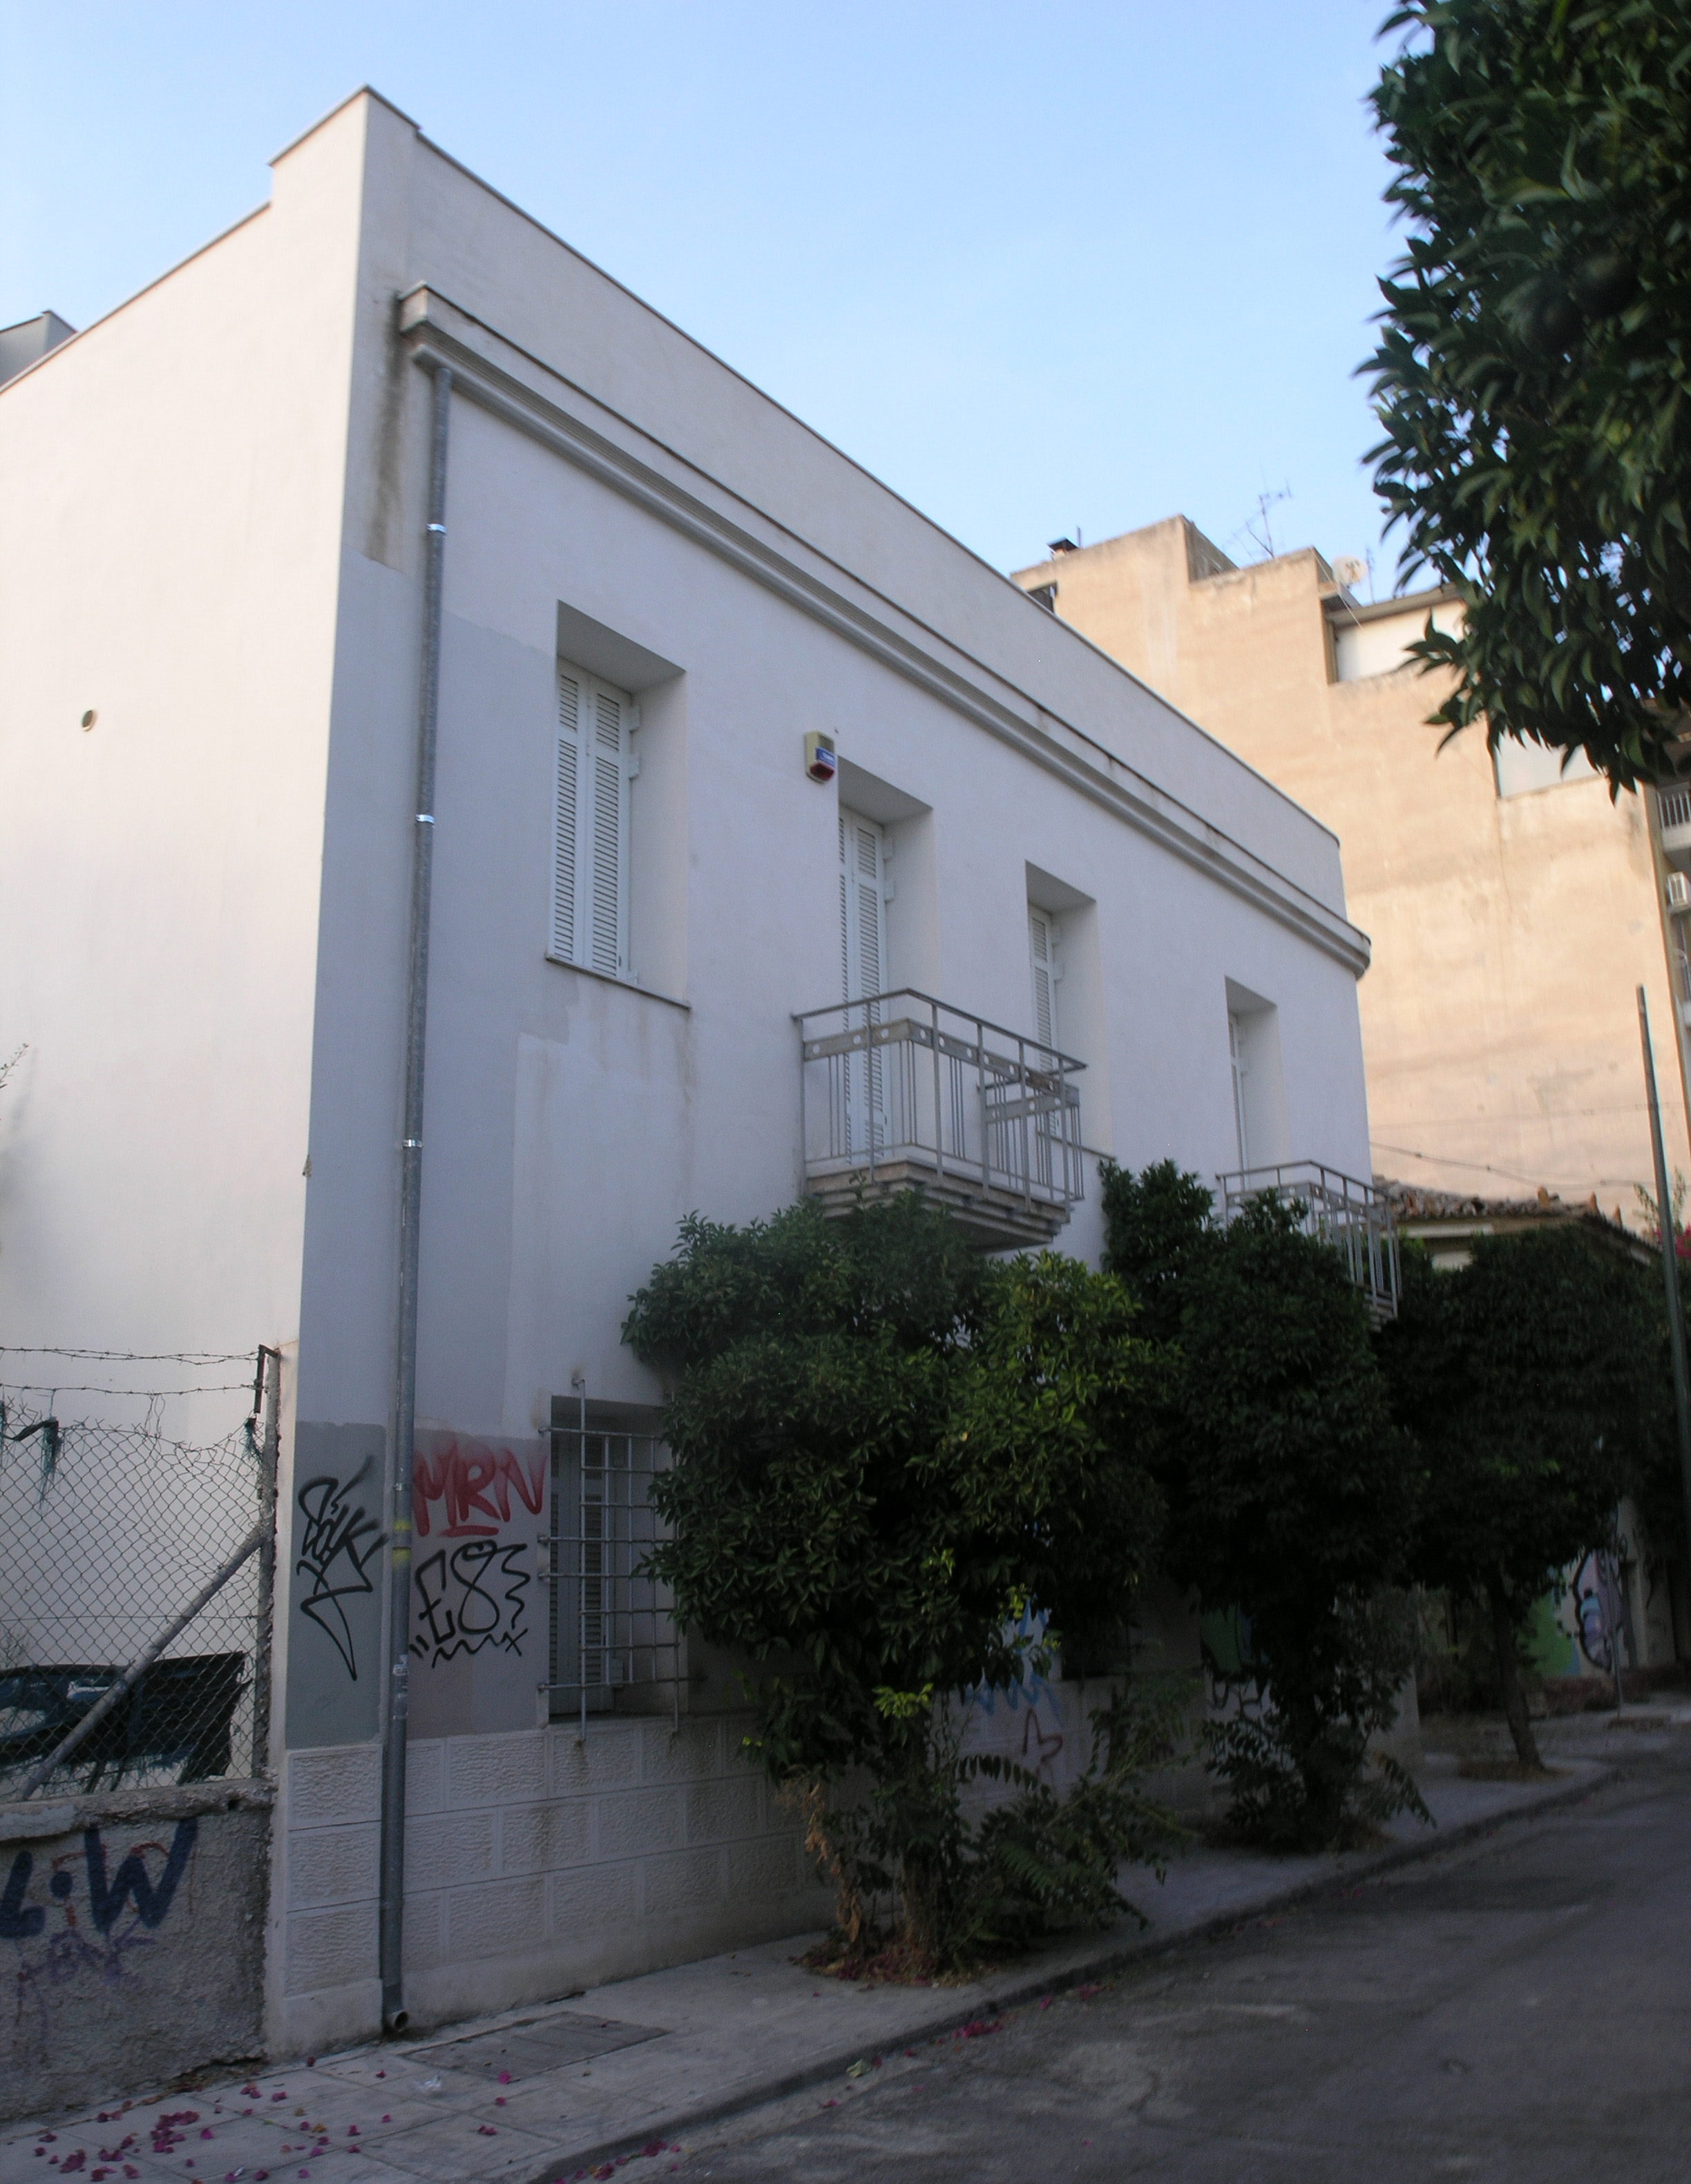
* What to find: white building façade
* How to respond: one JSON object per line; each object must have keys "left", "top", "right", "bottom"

{"left": 0, "top": 90, "right": 1377, "bottom": 2060}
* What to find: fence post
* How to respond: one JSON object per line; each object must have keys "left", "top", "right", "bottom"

{"left": 251, "top": 1346, "right": 281, "bottom": 1779}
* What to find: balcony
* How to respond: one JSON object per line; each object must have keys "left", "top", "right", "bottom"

{"left": 1218, "top": 1160, "right": 1399, "bottom": 1323}
{"left": 1659, "top": 782, "right": 1691, "bottom": 854}
{"left": 798, "top": 989, "right": 1085, "bottom": 1251}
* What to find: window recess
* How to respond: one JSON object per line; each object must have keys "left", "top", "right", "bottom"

{"left": 551, "top": 660, "right": 638, "bottom": 981}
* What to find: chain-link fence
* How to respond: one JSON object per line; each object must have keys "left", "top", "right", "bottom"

{"left": 0, "top": 1359, "right": 277, "bottom": 1802}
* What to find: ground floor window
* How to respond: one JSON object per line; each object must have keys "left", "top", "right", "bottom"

{"left": 547, "top": 1400, "right": 680, "bottom": 1721}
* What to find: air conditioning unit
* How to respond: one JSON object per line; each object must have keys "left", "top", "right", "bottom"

{"left": 1668, "top": 872, "right": 1691, "bottom": 912}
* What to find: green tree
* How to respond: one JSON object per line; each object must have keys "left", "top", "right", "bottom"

{"left": 1379, "top": 1229, "right": 1652, "bottom": 1766}
{"left": 1102, "top": 1166, "right": 1423, "bottom": 1848}
{"left": 1100, "top": 1158, "right": 1217, "bottom": 1342}
{"left": 1366, "top": 0, "right": 1691, "bottom": 789}
{"left": 622, "top": 1194, "right": 1168, "bottom": 1961}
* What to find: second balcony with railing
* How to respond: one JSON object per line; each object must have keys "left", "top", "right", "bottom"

{"left": 796, "top": 988, "right": 1085, "bottom": 1250}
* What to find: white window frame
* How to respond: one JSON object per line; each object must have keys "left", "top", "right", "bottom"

{"left": 550, "top": 659, "right": 638, "bottom": 981}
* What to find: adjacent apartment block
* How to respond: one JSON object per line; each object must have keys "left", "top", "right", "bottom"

{"left": 0, "top": 95, "right": 1382, "bottom": 2068}
{"left": 1014, "top": 517, "right": 1691, "bottom": 1212}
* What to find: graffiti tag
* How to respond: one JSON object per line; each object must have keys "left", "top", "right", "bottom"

{"left": 414, "top": 1441, "right": 545, "bottom": 1539}
{"left": 296, "top": 1458, "right": 384, "bottom": 1680}
{"left": 3, "top": 1822, "right": 198, "bottom": 2037}
{"left": 412, "top": 1542, "right": 532, "bottom": 1667}
{"left": 1570, "top": 1550, "right": 1629, "bottom": 1675}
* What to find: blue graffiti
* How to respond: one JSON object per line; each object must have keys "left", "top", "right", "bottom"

{"left": 0, "top": 1819, "right": 197, "bottom": 1949}
{"left": 84, "top": 1820, "right": 196, "bottom": 1933}
{"left": 0, "top": 1850, "right": 46, "bottom": 1939}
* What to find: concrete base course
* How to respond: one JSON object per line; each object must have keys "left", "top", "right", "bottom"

{"left": 276, "top": 1714, "right": 818, "bottom": 2056}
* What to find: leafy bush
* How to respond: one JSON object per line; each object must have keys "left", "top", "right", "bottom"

{"left": 1380, "top": 1229, "right": 1653, "bottom": 1765}
{"left": 623, "top": 1193, "right": 1169, "bottom": 1966}
{"left": 1102, "top": 1164, "right": 1424, "bottom": 1849}
{"left": 966, "top": 1677, "right": 1191, "bottom": 1951}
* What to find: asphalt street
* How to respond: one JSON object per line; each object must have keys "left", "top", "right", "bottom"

{"left": 666, "top": 1725, "right": 1690, "bottom": 2184}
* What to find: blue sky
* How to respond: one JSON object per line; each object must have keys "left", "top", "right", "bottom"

{"left": 1, "top": 1, "right": 1408, "bottom": 584}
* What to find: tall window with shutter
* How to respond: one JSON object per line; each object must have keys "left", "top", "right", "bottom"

{"left": 1228, "top": 1011, "right": 1250, "bottom": 1169}
{"left": 551, "top": 661, "right": 637, "bottom": 980}
{"left": 1028, "top": 907, "right": 1061, "bottom": 1055}
{"left": 839, "top": 809, "right": 890, "bottom": 1154}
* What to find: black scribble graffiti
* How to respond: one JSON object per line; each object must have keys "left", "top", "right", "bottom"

{"left": 296, "top": 1459, "right": 384, "bottom": 1680}
{"left": 411, "top": 1541, "right": 531, "bottom": 1667}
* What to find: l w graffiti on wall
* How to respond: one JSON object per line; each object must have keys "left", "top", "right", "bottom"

{"left": 0, "top": 1805, "right": 267, "bottom": 2122}
{"left": 3, "top": 1821, "right": 195, "bottom": 2038}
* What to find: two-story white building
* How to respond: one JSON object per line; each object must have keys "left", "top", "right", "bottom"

{"left": 0, "top": 90, "right": 1379, "bottom": 2061}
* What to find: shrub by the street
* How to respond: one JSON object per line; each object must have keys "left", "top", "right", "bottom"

{"left": 1379, "top": 1229, "right": 1652, "bottom": 1768}
{"left": 622, "top": 1194, "right": 1169, "bottom": 1968}
{"left": 966, "top": 1678, "right": 1192, "bottom": 1951}
{"left": 1102, "top": 1165, "right": 1424, "bottom": 1850}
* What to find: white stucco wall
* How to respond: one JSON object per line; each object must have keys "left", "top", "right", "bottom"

{"left": 0, "top": 118, "right": 367, "bottom": 1424}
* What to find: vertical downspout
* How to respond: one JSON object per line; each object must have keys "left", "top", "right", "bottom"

{"left": 380, "top": 359, "right": 452, "bottom": 2034}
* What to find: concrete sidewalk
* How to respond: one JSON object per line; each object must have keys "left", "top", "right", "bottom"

{"left": 0, "top": 1754, "right": 1612, "bottom": 2184}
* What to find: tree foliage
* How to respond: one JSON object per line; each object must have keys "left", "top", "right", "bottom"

{"left": 1366, "top": 0, "right": 1691, "bottom": 789}
{"left": 1379, "top": 1228, "right": 1653, "bottom": 1763}
{"left": 1102, "top": 1164, "right": 1423, "bottom": 1848}
{"left": 622, "top": 1194, "right": 1171, "bottom": 1961}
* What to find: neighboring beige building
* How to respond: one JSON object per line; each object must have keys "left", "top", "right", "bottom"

{"left": 1014, "top": 517, "right": 1691, "bottom": 1211}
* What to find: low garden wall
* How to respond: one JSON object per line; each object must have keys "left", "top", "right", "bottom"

{"left": 0, "top": 1781, "right": 271, "bottom": 2123}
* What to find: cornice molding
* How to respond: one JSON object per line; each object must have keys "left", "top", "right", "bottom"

{"left": 395, "top": 285, "right": 1370, "bottom": 979}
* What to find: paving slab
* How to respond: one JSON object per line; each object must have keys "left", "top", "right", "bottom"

{"left": 0, "top": 1754, "right": 1613, "bottom": 2184}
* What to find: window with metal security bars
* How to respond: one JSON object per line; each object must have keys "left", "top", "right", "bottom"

{"left": 546, "top": 1413, "right": 681, "bottom": 1726}
{"left": 551, "top": 661, "right": 638, "bottom": 981}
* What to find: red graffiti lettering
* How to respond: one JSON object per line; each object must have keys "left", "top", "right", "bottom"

{"left": 414, "top": 1439, "right": 546, "bottom": 1538}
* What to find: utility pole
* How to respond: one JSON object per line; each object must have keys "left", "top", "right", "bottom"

{"left": 1637, "top": 986, "right": 1691, "bottom": 1583}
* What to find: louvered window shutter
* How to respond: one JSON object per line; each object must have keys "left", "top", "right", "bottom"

{"left": 854, "top": 821, "right": 883, "bottom": 997}
{"left": 553, "top": 670, "right": 585, "bottom": 965}
{"left": 552, "top": 661, "right": 635, "bottom": 978}
{"left": 589, "top": 689, "right": 628, "bottom": 977}
{"left": 1029, "top": 908, "right": 1060, "bottom": 1052}
{"left": 838, "top": 816, "right": 851, "bottom": 1002}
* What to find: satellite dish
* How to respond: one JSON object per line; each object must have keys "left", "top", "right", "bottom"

{"left": 1332, "top": 555, "right": 1368, "bottom": 591}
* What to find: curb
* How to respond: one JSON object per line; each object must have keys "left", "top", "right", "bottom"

{"left": 519, "top": 1761, "right": 1616, "bottom": 2183}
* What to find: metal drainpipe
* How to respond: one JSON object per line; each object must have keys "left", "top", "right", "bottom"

{"left": 380, "top": 358, "right": 452, "bottom": 2034}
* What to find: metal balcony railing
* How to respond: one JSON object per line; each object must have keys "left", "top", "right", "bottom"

{"left": 797, "top": 989, "right": 1085, "bottom": 1250}
{"left": 1217, "top": 1160, "right": 1399, "bottom": 1322}
{"left": 1659, "top": 783, "right": 1691, "bottom": 838}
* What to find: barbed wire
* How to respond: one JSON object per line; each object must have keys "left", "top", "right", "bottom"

{"left": 0, "top": 1346, "right": 258, "bottom": 1364}
{"left": 2, "top": 1381, "right": 257, "bottom": 1400}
